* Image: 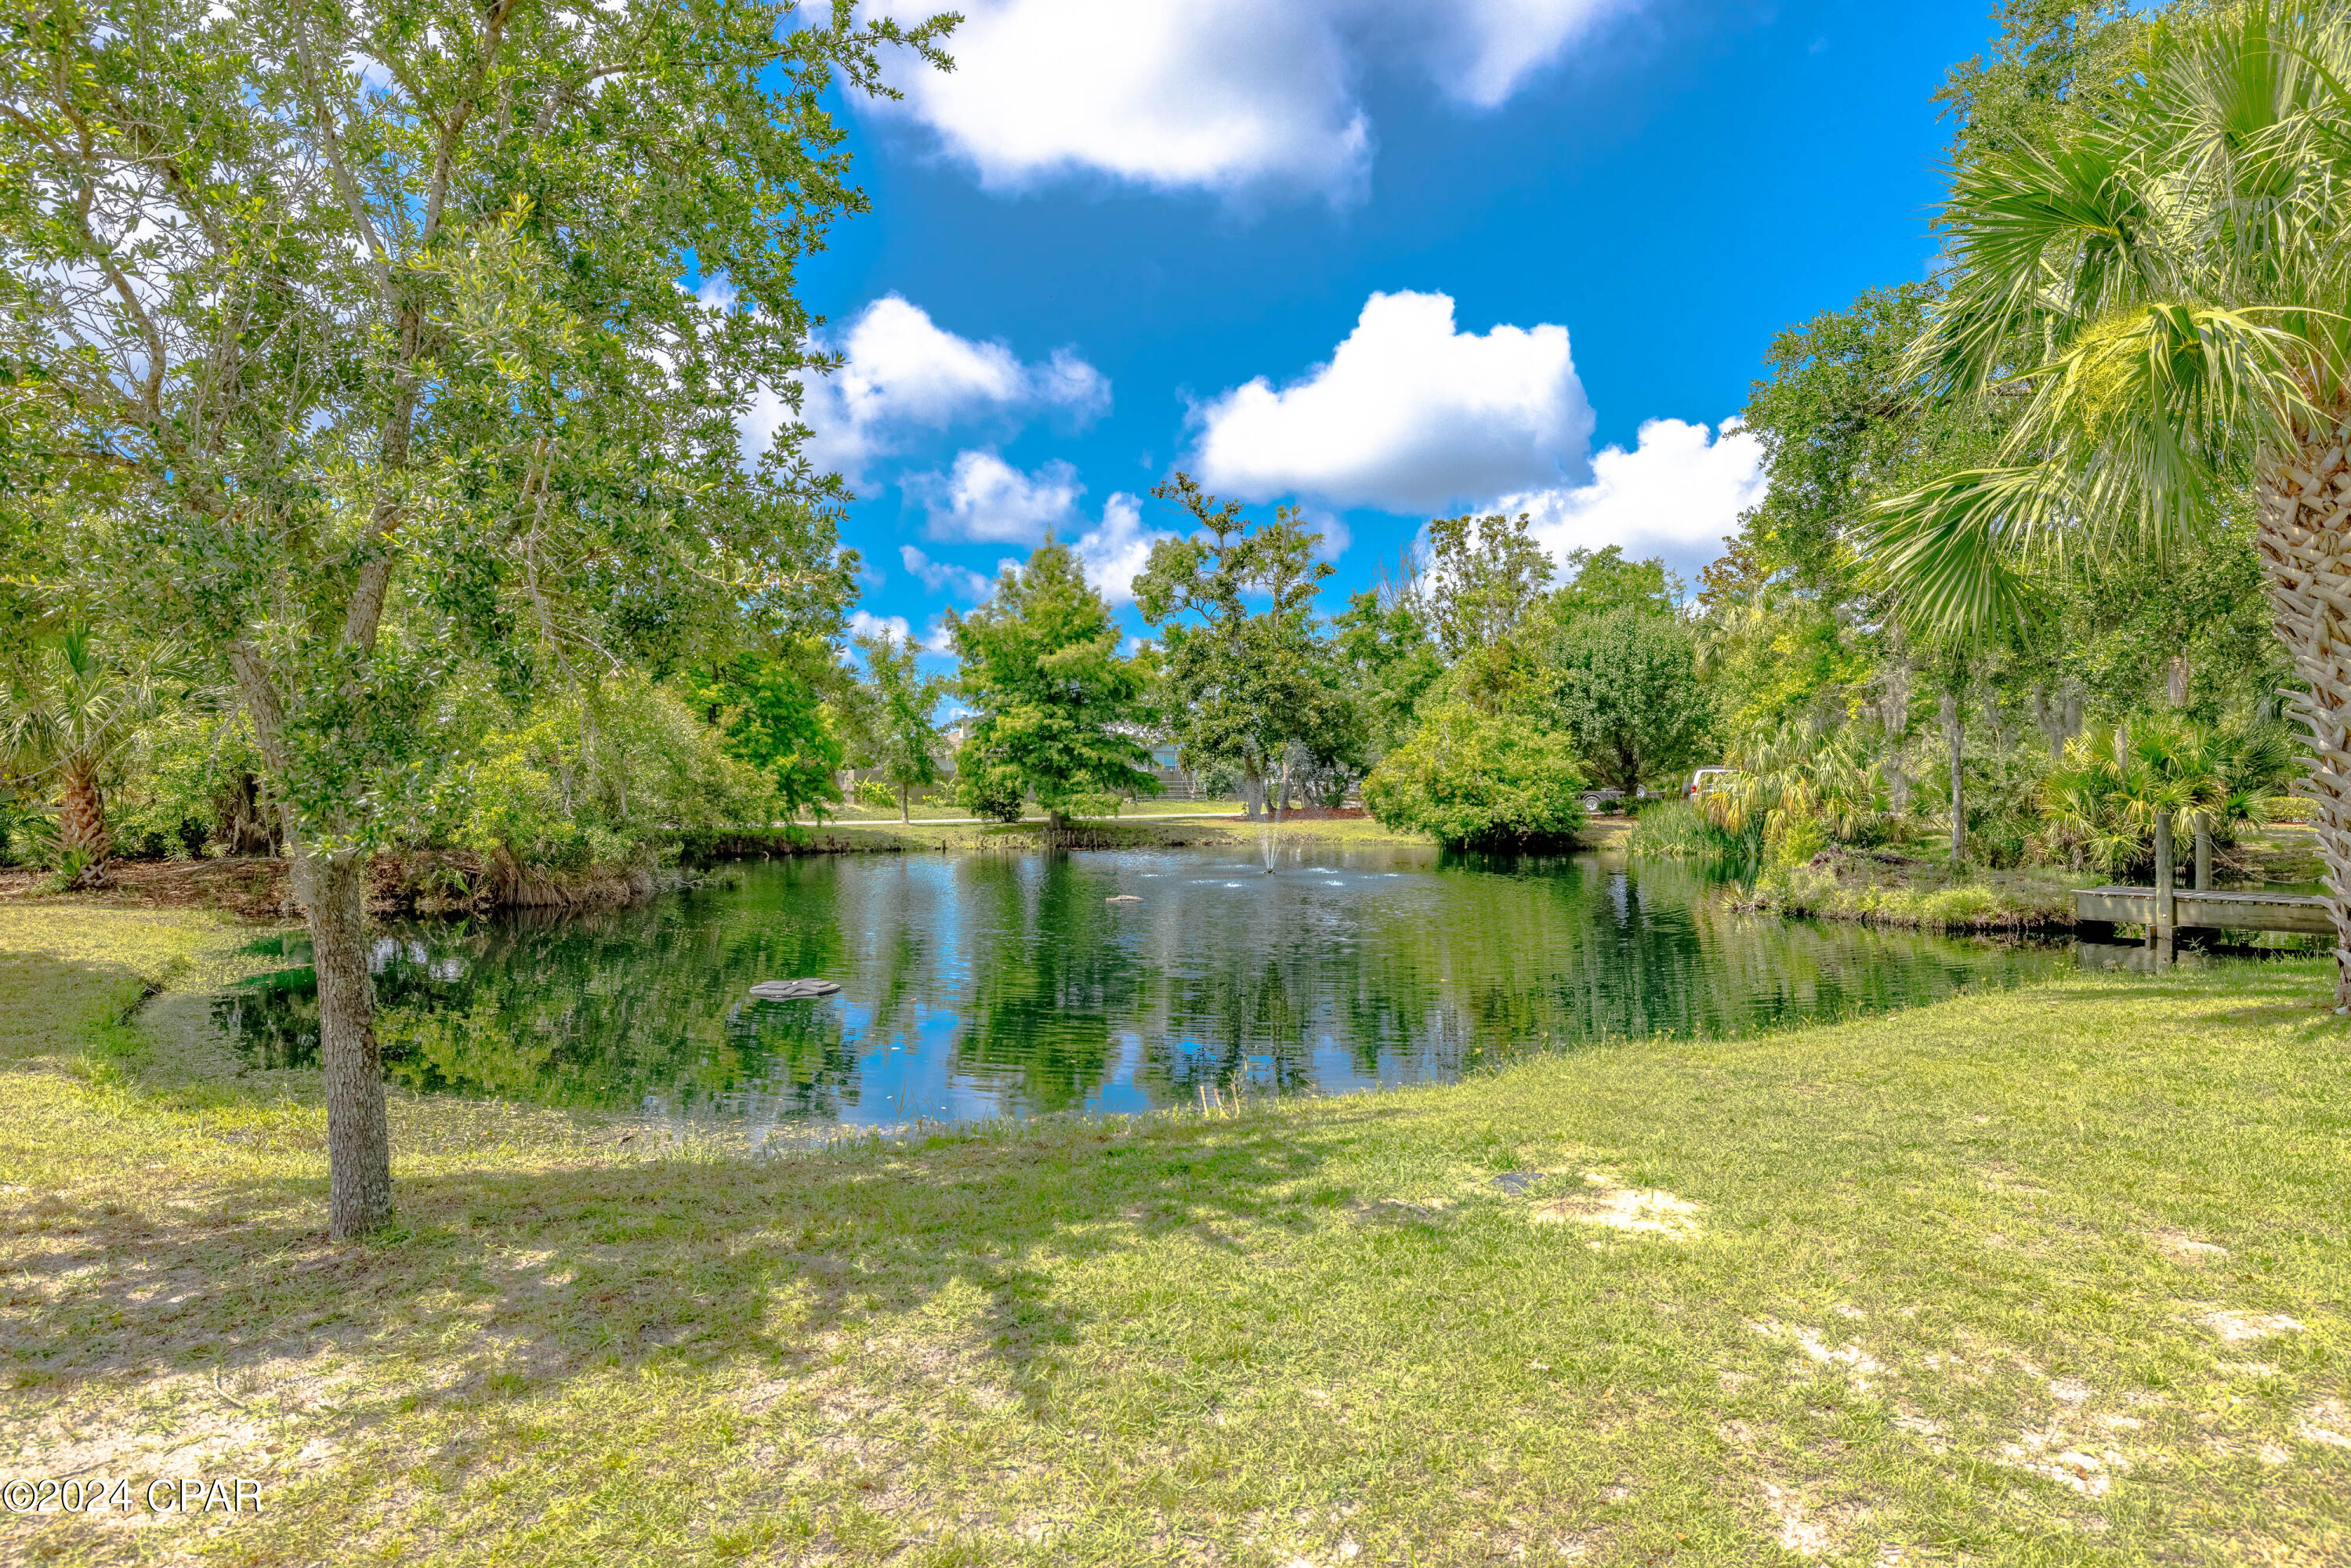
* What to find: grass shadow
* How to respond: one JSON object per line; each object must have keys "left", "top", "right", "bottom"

{"left": 2, "top": 1099, "right": 1393, "bottom": 1432}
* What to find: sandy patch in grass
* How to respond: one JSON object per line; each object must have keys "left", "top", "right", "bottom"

{"left": 2048, "top": 1374, "right": 2094, "bottom": 1404}
{"left": 1758, "top": 1483, "right": 1864, "bottom": 1558}
{"left": 2295, "top": 1400, "right": 2351, "bottom": 1450}
{"left": 1530, "top": 1172, "right": 1701, "bottom": 1237}
{"left": 1761, "top": 1483, "right": 1830, "bottom": 1556}
{"left": 1750, "top": 1320, "right": 1883, "bottom": 1392}
{"left": 1891, "top": 1410, "right": 1947, "bottom": 1453}
{"left": 1998, "top": 1425, "right": 2130, "bottom": 1497}
{"left": 2200, "top": 1310, "right": 2306, "bottom": 1343}
{"left": 863, "top": 1326, "right": 1021, "bottom": 1414}
{"left": 2148, "top": 1229, "right": 2230, "bottom": 1265}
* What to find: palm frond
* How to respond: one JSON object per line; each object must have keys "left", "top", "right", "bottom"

{"left": 1865, "top": 467, "right": 2056, "bottom": 639}
{"left": 1893, "top": 0, "right": 2351, "bottom": 625}
{"left": 1927, "top": 131, "right": 2153, "bottom": 392}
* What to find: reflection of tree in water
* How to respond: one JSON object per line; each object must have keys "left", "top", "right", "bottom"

{"left": 955, "top": 856, "right": 1137, "bottom": 1114}
{"left": 216, "top": 864, "right": 865, "bottom": 1113}
{"left": 212, "top": 966, "right": 320, "bottom": 1071}
{"left": 1147, "top": 948, "right": 1319, "bottom": 1096}
{"left": 212, "top": 846, "right": 2059, "bottom": 1124}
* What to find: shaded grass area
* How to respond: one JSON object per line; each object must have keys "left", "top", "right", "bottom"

{"left": 2, "top": 911, "right": 2347, "bottom": 1566}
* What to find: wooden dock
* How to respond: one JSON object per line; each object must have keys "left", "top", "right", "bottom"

{"left": 2074, "top": 885, "right": 2334, "bottom": 941}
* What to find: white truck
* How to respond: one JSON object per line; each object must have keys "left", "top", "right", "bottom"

{"left": 1685, "top": 766, "right": 1732, "bottom": 801}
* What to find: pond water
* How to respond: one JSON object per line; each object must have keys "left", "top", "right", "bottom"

{"left": 213, "top": 843, "right": 2063, "bottom": 1128}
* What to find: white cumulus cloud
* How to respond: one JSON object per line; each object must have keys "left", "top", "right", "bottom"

{"left": 1190, "top": 290, "right": 1593, "bottom": 513}
{"left": 903, "top": 453, "right": 1172, "bottom": 606}
{"left": 1293, "top": 506, "right": 1353, "bottom": 563}
{"left": 1072, "top": 494, "right": 1179, "bottom": 607}
{"left": 1498, "top": 417, "right": 1767, "bottom": 579}
{"left": 848, "top": 609, "right": 958, "bottom": 660}
{"left": 1433, "top": 0, "right": 1628, "bottom": 107}
{"left": 908, "top": 451, "right": 1086, "bottom": 544}
{"left": 846, "top": 610, "right": 915, "bottom": 648}
{"left": 738, "top": 295, "right": 1108, "bottom": 485}
{"left": 864, "top": 0, "right": 1630, "bottom": 197}
{"left": 900, "top": 545, "right": 998, "bottom": 603}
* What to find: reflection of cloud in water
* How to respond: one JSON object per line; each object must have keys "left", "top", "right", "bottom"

{"left": 212, "top": 847, "right": 2060, "bottom": 1129}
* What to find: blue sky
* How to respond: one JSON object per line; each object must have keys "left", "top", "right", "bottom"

{"left": 756, "top": 0, "right": 2001, "bottom": 653}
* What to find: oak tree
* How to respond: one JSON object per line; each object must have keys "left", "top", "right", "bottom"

{"left": 0, "top": 0, "right": 944, "bottom": 1235}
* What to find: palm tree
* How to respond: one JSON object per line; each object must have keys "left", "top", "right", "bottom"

{"left": 1872, "top": 5, "right": 2351, "bottom": 1001}
{"left": 2046, "top": 716, "right": 2292, "bottom": 882}
{"left": 0, "top": 626, "right": 178, "bottom": 880}
{"left": 2200, "top": 720, "right": 2299, "bottom": 884}
{"left": 1700, "top": 721, "right": 1888, "bottom": 864}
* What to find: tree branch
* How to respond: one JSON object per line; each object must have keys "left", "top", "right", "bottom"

{"left": 288, "top": 17, "right": 397, "bottom": 312}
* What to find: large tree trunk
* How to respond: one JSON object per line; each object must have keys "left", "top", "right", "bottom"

{"left": 2030, "top": 686, "right": 2074, "bottom": 758}
{"left": 230, "top": 644, "right": 393, "bottom": 1238}
{"left": 220, "top": 772, "right": 278, "bottom": 856}
{"left": 2253, "top": 409, "right": 2351, "bottom": 1009}
{"left": 2152, "top": 809, "right": 2175, "bottom": 965}
{"left": 2166, "top": 656, "right": 2213, "bottom": 888}
{"left": 295, "top": 847, "right": 393, "bottom": 1239}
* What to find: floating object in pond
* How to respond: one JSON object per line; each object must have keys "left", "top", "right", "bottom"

{"left": 749, "top": 979, "right": 840, "bottom": 1001}
{"left": 1106, "top": 893, "right": 1143, "bottom": 904}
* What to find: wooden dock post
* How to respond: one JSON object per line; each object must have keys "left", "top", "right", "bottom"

{"left": 2153, "top": 812, "right": 2175, "bottom": 965}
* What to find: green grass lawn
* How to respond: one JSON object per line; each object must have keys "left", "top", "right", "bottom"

{"left": 2, "top": 907, "right": 2346, "bottom": 1566}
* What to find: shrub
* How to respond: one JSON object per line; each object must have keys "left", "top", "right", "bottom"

{"left": 1625, "top": 798, "right": 1729, "bottom": 857}
{"left": 1360, "top": 704, "right": 1588, "bottom": 849}
{"left": 107, "top": 707, "right": 268, "bottom": 859}
{"left": 415, "top": 672, "right": 773, "bottom": 867}
{"left": 955, "top": 756, "right": 1029, "bottom": 823}
{"left": 1918, "top": 884, "right": 2001, "bottom": 925}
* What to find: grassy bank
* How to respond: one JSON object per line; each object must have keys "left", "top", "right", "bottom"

{"left": 1738, "top": 855, "right": 2086, "bottom": 931}
{"left": 820, "top": 798, "right": 1252, "bottom": 824}
{"left": 3, "top": 910, "right": 2346, "bottom": 1566}
{"left": 0, "top": 818, "right": 1444, "bottom": 918}
{"left": 683, "top": 815, "right": 1440, "bottom": 860}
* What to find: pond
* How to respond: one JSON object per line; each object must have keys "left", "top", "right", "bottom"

{"left": 213, "top": 843, "right": 2063, "bottom": 1130}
